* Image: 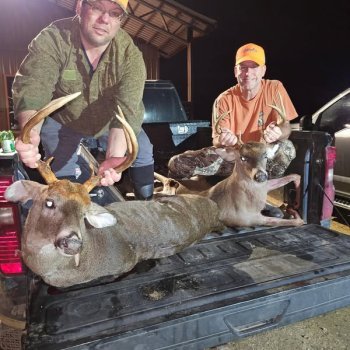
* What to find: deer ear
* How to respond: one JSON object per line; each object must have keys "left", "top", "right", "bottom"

{"left": 85, "top": 202, "right": 117, "bottom": 228}
{"left": 4, "top": 180, "right": 45, "bottom": 204}
{"left": 215, "top": 147, "right": 237, "bottom": 162}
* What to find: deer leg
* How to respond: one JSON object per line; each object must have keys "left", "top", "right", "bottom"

{"left": 258, "top": 211, "right": 304, "bottom": 227}
{"left": 267, "top": 174, "right": 301, "bottom": 208}
{"left": 267, "top": 174, "right": 300, "bottom": 191}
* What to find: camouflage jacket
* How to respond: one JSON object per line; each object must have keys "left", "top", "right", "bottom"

{"left": 13, "top": 16, "right": 146, "bottom": 137}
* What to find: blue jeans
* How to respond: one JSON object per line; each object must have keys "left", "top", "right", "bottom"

{"left": 41, "top": 117, "right": 153, "bottom": 181}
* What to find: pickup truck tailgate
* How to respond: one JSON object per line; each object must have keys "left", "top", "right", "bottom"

{"left": 27, "top": 224, "right": 350, "bottom": 349}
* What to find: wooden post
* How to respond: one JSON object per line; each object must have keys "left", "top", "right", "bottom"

{"left": 187, "top": 27, "right": 193, "bottom": 103}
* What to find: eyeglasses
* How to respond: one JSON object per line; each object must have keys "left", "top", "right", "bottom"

{"left": 236, "top": 64, "right": 260, "bottom": 72}
{"left": 83, "top": 0, "right": 126, "bottom": 20}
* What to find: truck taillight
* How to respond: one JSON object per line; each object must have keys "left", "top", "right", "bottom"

{"left": 0, "top": 176, "right": 24, "bottom": 275}
{"left": 321, "top": 146, "right": 336, "bottom": 221}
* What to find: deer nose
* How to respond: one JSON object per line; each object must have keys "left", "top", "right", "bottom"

{"left": 55, "top": 232, "right": 82, "bottom": 255}
{"left": 254, "top": 170, "right": 268, "bottom": 183}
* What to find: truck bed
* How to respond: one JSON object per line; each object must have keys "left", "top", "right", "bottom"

{"left": 26, "top": 224, "right": 350, "bottom": 349}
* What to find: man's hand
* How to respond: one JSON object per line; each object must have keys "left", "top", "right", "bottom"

{"left": 263, "top": 122, "right": 282, "bottom": 143}
{"left": 98, "top": 169, "right": 122, "bottom": 186}
{"left": 97, "top": 127, "right": 129, "bottom": 186}
{"left": 15, "top": 130, "right": 41, "bottom": 168}
{"left": 97, "top": 157, "right": 126, "bottom": 186}
{"left": 219, "top": 128, "right": 238, "bottom": 146}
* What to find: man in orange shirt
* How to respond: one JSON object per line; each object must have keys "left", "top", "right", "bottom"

{"left": 168, "top": 43, "right": 298, "bottom": 180}
{"left": 212, "top": 42, "right": 297, "bottom": 147}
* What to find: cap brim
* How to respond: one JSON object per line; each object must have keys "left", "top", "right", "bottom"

{"left": 109, "top": 0, "right": 128, "bottom": 13}
{"left": 236, "top": 56, "right": 264, "bottom": 66}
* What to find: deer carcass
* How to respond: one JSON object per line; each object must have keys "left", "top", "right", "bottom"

{"left": 5, "top": 181, "right": 221, "bottom": 288}
{"left": 157, "top": 142, "right": 304, "bottom": 228}
{"left": 5, "top": 94, "right": 222, "bottom": 288}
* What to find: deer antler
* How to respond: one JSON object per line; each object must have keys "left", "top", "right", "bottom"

{"left": 213, "top": 110, "right": 231, "bottom": 135}
{"left": 259, "top": 91, "right": 288, "bottom": 144}
{"left": 21, "top": 92, "right": 82, "bottom": 184}
{"left": 237, "top": 130, "right": 243, "bottom": 146}
{"left": 117, "top": 105, "right": 133, "bottom": 155}
{"left": 83, "top": 106, "right": 138, "bottom": 193}
{"left": 21, "top": 93, "right": 137, "bottom": 192}
{"left": 268, "top": 91, "right": 287, "bottom": 124}
{"left": 213, "top": 110, "right": 243, "bottom": 146}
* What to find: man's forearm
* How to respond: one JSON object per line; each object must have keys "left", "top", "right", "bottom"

{"left": 106, "top": 127, "right": 128, "bottom": 158}
{"left": 278, "top": 121, "right": 291, "bottom": 140}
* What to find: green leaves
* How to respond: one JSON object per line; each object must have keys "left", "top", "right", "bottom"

{"left": 0, "top": 130, "right": 14, "bottom": 141}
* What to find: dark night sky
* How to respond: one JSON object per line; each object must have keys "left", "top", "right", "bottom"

{"left": 160, "top": 0, "right": 350, "bottom": 122}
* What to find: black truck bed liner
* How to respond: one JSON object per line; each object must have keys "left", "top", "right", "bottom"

{"left": 26, "top": 224, "right": 350, "bottom": 349}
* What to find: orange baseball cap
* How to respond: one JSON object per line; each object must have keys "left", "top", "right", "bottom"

{"left": 109, "top": 0, "right": 129, "bottom": 12}
{"left": 235, "top": 43, "right": 265, "bottom": 66}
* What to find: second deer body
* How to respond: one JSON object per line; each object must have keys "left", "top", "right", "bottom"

{"left": 158, "top": 142, "right": 304, "bottom": 228}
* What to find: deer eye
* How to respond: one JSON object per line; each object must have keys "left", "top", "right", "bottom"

{"left": 240, "top": 156, "right": 247, "bottom": 162}
{"left": 45, "top": 199, "right": 55, "bottom": 209}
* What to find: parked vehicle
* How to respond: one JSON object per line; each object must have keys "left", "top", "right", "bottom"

{"left": 2, "top": 81, "right": 350, "bottom": 350}
{"left": 82, "top": 80, "right": 211, "bottom": 175}
{"left": 142, "top": 80, "right": 211, "bottom": 172}
{"left": 294, "top": 88, "right": 350, "bottom": 214}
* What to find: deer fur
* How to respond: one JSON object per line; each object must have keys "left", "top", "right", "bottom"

{"left": 5, "top": 180, "right": 223, "bottom": 288}
{"left": 158, "top": 142, "right": 304, "bottom": 228}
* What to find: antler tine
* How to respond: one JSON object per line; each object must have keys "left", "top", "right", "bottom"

{"left": 237, "top": 130, "right": 243, "bottom": 146}
{"left": 117, "top": 105, "right": 133, "bottom": 156}
{"left": 214, "top": 110, "right": 231, "bottom": 134}
{"left": 115, "top": 105, "right": 138, "bottom": 173}
{"left": 82, "top": 169, "right": 100, "bottom": 194}
{"left": 21, "top": 92, "right": 81, "bottom": 144}
{"left": 21, "top": 92, "right": 81, "bottom": 184}
{"left": 83, "top": 106, "right": 139, "bottom": 193}
{"left": 213, "top": 110, "right": 243, "bottom": 147}
{"left": 268, "top": 91, "right": 287, "bottom": 124}
{"left": 36, "top": 157, "right": 59, "bottom": 184}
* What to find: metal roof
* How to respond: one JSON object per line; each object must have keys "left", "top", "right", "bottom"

{"left": 53, "top": 0, "right": 217, "bottom": 58}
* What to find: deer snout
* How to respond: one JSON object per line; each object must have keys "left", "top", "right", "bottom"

{"left": 254, "top": 169, "right": 268, "bottom": 183}
{"left": 55, "top": 231, "right": 82, "bottom": 256}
